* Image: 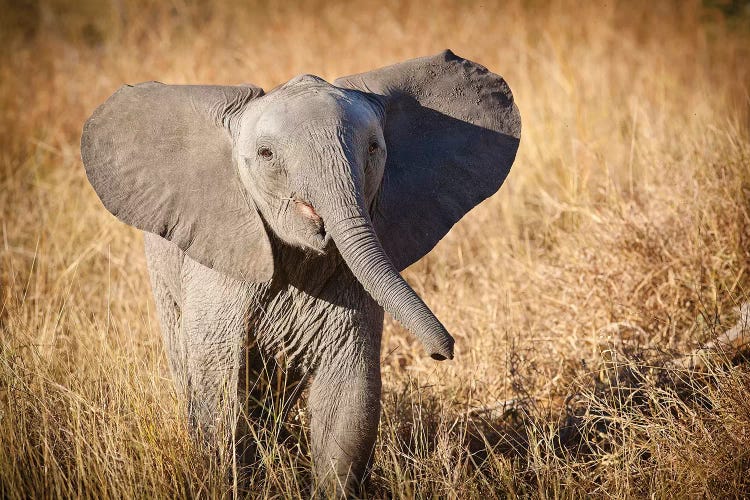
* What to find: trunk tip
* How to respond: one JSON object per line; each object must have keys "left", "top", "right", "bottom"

{"left": 426, "top": 336, "right": 455, "bottom": 361}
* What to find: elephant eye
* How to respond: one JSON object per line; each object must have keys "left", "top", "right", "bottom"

{"left": 368, "top": 142, "right": 379, "bottom": 155}
{"left": 258, "top": 147, "right": 274, "bottom": 160}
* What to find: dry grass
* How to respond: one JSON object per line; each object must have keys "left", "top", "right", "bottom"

{"left": 2, "top": 0, "right": 750, "bottom": 497}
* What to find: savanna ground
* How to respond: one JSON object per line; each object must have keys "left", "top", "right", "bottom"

{"left": 2, "top": 0, "right": 750, "bottom": 497}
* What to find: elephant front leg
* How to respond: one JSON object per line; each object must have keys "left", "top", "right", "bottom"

{"left": 308, "top": 354, "right": 382, "bottom": 497}
{"left": 184, "top": 339, "right": 243, "bottom": 444}
{"left": 179, "top": 259, "right": 253, "bottom": 451}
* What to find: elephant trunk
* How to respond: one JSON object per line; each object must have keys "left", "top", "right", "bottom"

{"left": 323, "top": 205, "right": 454, "bottom": 360}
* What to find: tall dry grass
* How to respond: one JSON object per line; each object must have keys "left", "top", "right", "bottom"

{"left": 1, "top": 0, "right": 750, "bottom": 497}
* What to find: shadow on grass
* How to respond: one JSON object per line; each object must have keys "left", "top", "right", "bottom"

{"left": 366, "top": 344, "right": 750, "bottom": 498}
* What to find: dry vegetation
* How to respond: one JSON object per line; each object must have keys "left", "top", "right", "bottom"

{"left": 2, "top": 0, "right": 750, "bottom": 497}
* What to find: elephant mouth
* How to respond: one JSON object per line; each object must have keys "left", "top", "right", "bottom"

{"left": 309, "top": 226, "right": 332, "bottom": 252}
{"left": 291, "top": 197, "right": 330, "bottom": 251}
{"left": 293, "top": 198, "right": 322, "bottom": 224}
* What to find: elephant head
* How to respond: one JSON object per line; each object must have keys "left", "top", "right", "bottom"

{"left": 81, "top": 50, "right": 521, "bottom": 361}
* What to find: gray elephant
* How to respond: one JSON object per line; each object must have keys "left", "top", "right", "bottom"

{"left": 81, "top": 50, "right": 521, "bottom": 495}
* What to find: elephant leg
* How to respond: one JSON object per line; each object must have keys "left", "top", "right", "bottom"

{"left": 308, "top": 344, "right": 382, "bottom": 496}
{"left": 144, "top": 233, "right": 187, "bottom": 397}
{"left": 180, "top": 257, "right": 252, "bottom": 448}
{"left": 148, "top": 273, "right": 186, "bottom": 393}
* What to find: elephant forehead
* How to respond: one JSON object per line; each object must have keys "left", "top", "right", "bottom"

{"left": 256, "top": 90, "right": 372, "bottom": 137}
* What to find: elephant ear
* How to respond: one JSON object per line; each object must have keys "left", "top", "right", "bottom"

{"left": 81, "top": 82, "right": 274, "bottom": 282}
{"left": 335, "top": 50, "right": 521, "bottom": 270}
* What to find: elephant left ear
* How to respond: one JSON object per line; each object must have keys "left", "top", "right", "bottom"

{"left": 335, "top": 50, "right": 521, "bottom": 270}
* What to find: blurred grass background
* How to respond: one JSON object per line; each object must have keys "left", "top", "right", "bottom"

{"left": 1, "top": 0, "right": 750, "bottom": 497}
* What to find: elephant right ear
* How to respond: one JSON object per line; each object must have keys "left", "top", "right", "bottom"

{"left": 81, "top": 82, "right": 274, "bottom": 282}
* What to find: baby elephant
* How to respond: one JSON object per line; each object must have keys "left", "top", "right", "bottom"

{"left": 81, "top": 50, "right": 521, "bottom": 495}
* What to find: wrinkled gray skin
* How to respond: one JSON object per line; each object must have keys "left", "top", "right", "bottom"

{"left": 81, "top": 51, "right": 521, "bottom": 496}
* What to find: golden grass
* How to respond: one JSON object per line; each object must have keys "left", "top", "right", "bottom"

{"left": 1, "top": 0, "right": 750, "bottom": 497}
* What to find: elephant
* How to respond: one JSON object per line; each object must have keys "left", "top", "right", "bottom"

{"left": 80, "top": 50, "right": 521, "bottom": 495}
